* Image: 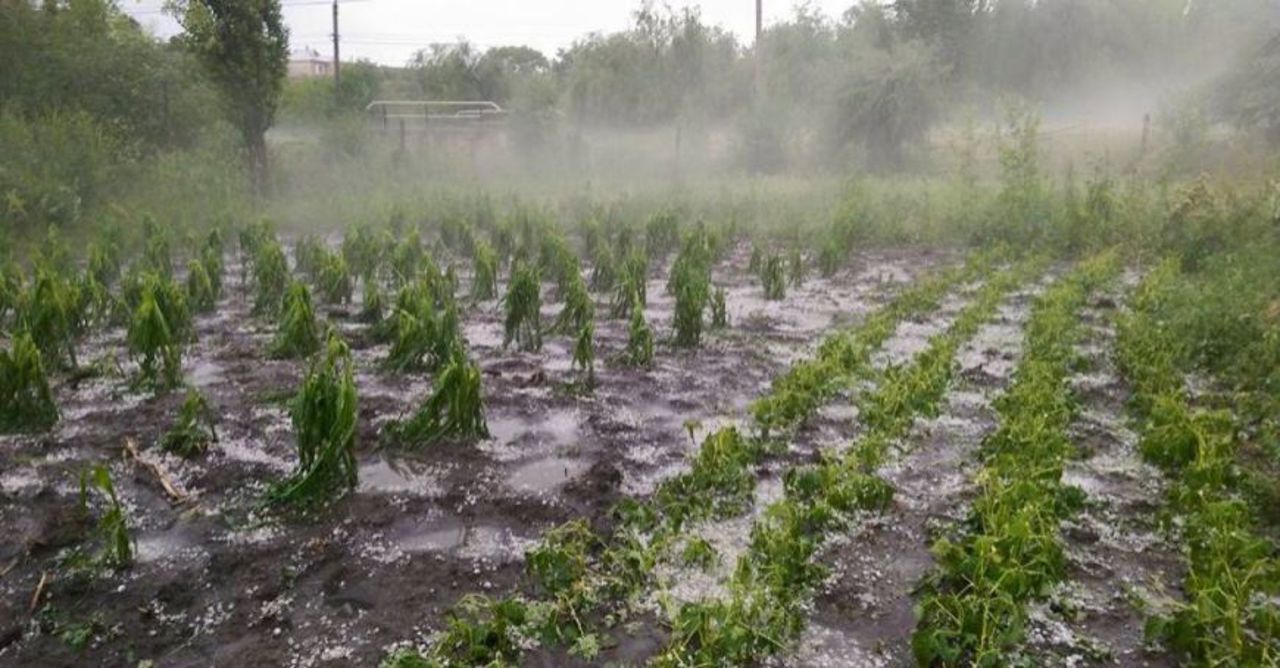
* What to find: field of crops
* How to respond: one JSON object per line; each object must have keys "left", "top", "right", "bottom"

{"left": 0, "top": 186, "right": 1277, "bottom": 668}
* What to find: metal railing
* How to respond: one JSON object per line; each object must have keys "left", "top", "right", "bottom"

{"left": 365, "top": 100, "right": 507, "bottom": 127}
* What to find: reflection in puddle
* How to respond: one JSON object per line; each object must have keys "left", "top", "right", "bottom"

{"left": 508, "top": 456, "right": 587, "bottom": 494}
{"left": 358, "top": 456, "right": 444, "bottom": 496}
{"left": 382, "top": 516, "right": 530, "bottom": 563}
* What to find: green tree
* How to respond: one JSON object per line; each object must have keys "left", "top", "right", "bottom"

{"left": 169, "top": 0, "right": 288, "bottom": 196}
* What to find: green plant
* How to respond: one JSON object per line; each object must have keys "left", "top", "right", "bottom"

{"left": 624, "top": 301, "right": 654, "bottom": 367}
{"left": 503, "top": 262, "right": 542, "bottom": 351}
{"left": 315, "top": 252, "right": 352, "bottom": 304}
{"left": 268, "top": 336, "right": 358, "bottom": 507}
{"left": 186, "top": 258, "right": 217, "bottom": 313}
{"left": 552, "top": 273, "right": 593, "bottom": 336}
{"left": 19, "top": 266, "right": 81, "bottom": 369}
{"left": 572, "top": 321, "right": 595, "bottom": 389}
{"left": 471, "top": 239, "right": 498, "bottom": 301}
{"left": 359, "top": 279, "right": 384, "bottom": 324}
{"left": 251, "top": 239, "right": 289, "bottom": 316}
{"left": 610, "top": 250, "right": 648, "bottom": 318}
{"left": 127, "top": 287, "right": 183, "bottom": 391}
{"left": 0, "top": 330, "right": 59, "bottom": 432}
{"left": 160, "top": 387, "right": 217, "bottom": 457}
{"left": 710, "top": 286, "right": 728, "bottom": 329}
{"left": 589, "top": 244, "right": 616, "bottom": 293}
{"left": 761, "top": 254, "right": 786, "bottom": 300}
{"left": 383, "top": 292, "right": 460, "bottom": 373}
{"left": 673, "top": 274, "right": 708, "bottom": 348}
{"left": 384, "top": 350, "right": 488, "bottom": 447}
{"left": 271, "top": 281, "right": 321, "bottom": 359}
{"left": 77, "top": 465, "right": 133, "bottom": 569}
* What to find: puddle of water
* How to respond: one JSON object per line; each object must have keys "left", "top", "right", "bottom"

{"left": 507, "top": 456, "right": 588, "bottom": 494}
{"left": 480, "top": 409, "right": 580, "bottom": 461}
{"left": 358, "top": 456, "right": 445, "bottom": 496}
{"left": 388, "top": 515, "right": 466, "bottom": 553}
{"left": 188, "top": 359, "right": 225, "bottom": 388}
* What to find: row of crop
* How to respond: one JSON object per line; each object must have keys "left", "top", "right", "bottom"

{"left": 910, "top": 250, "right": 1120, "bottom": 666}
{"left": 648, "top": 255, "right": 1045, "bottom": 666}
{"left": 1115, "top": 259, "right": 1279, "bottom": 666}
{"left": 380, "top": 253, "right": 1003, "bottom": 666}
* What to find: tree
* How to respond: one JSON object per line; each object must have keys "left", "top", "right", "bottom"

{"left": 169, "top": 0, "right": 288, "bottom": 197}
{"left": 1215, "top": 33, "right": 1280, "bottom": 147}
{"left": 829, "top": 39, "right": 942, "bottom": 169}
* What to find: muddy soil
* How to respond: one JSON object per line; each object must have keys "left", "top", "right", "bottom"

{"left": 0, "top": 245, "right": 951, "bottom": 667}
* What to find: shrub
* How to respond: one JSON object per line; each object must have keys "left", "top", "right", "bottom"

{"left": 0, "top": 331, "right": 59, "bottom": 433}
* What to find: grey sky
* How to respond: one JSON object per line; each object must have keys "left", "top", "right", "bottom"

{"left": 120, "top": 1, "right": 855, "bottom": 66}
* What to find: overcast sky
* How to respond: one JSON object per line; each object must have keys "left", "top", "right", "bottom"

{"left": 120, "top": 0, "right": 855, "bottom": 66}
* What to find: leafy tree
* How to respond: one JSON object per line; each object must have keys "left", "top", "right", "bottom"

{"left": 1215, "top": 34, "right": 1280, "bottom": 147}
{"left": 170, "top": 0, "right": 288, "bottom": 196}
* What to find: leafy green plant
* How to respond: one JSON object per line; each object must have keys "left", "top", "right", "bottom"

{"left": 572, "top": 321, "right": 595, "bottom": 389}
{"left": 186, "top": 258, "right": 217, "bottom": 313}
{"left": 359, "top": 279, "right": 384, "bottom": 324}
{"left": 160, "top": 387, "right": 217, "bottom": 457}
{"left": 610, "top": 250, "right": 648, "bottom": 318}
{"left": 551, "top": 273, "right": 593, "bottom": 336}
{"left": 0, "top": 330, "right": 59, "bottom": 433}
{"left": 471, "top": 239, "right": 498, "bottom": 301}
{"left": 251, "top": 239, "right": 289, "bottom": 316}
{"left": 270, "top": 281, "right": 321, "bottom": 359}
{"left": 384, "top": 350, "right": 488, "bottom": 447}
{"left": 624, "top": 301, "right": 654, "bottom": 367}
{"left": 710, "top": 286, "right": 728, "bottom": 329}
{"left": 315, "top": 252, "right": 352, "bottom": 304}
{"left": 673, "top": 274, "right": 708, "bottom": 348}
{"left": 127, "top": 287, "right": 183, "bottom": 391}
{"left": 383, "top": 291, "right": 460, "bottom": 373}
{"left": 503, "top": 262, "right": 542, "bottom": 351}
{"left": 761, "top": 254, "right": 786, "bottom": 300}
{"left": 268, "top": 336, "right": 358, "bottom": 507}
{"left": 77, "top": 465, "right": 133, "bottom": 569}
{"left": 589, "top": 244, "right": 616, "bottom": 293}
{"left": 19, "top": 266, "right": 82, "bottom": 369}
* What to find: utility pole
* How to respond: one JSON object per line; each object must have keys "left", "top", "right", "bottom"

{"left": 332, "top": 0, "right": 341, "bottom": 102}
{"left": 755, "top": 0, "right": 762, "bottom": 44}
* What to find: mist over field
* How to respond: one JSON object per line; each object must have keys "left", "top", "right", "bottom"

{"left": 1, "top": 2, "right": 1279, "bottom": 668}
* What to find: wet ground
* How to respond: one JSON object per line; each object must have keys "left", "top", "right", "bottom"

{"left": 0, "top": 244, "right": 953, "bottom": 667}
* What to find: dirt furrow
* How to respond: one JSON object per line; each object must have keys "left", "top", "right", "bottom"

{"left": 783, "top": 278, "right": 1048, "bottom": 668}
